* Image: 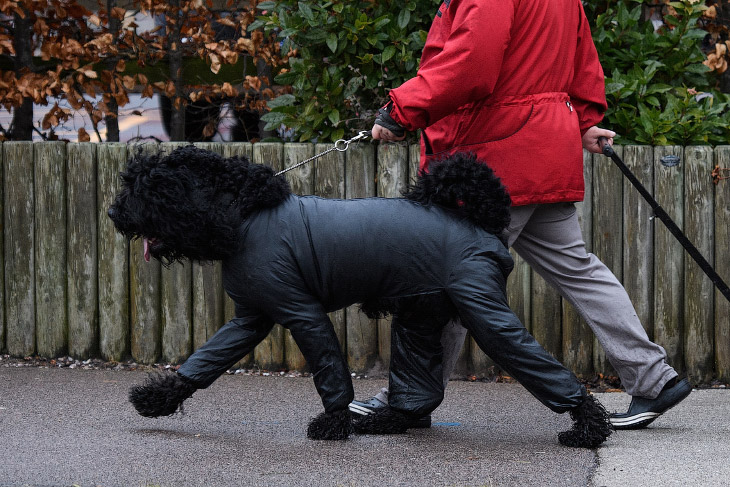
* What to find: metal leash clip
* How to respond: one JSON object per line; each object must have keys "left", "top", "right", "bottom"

{"left": 275, "top": 131, "right": 371, "bottom": 176}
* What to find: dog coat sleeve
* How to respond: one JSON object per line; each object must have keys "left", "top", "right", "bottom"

{"left": 446, "top": 252, "right": 586, "bottom": 413}
{"left": 177, "top": 311, "right": 274, "bottom": 388}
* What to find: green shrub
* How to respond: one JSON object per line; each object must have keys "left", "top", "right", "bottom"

{"left": 593, "top": 0, "right": 729, "bottom": 145}
{"left": 250, "top": 0, "right": 439, "bottom": 141}
{"left": 255, "top": 0, "right": 728, "bottom": 145}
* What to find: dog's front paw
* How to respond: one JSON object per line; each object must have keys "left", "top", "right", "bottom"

{"left": 352, "top": 406, "right": 411, "bottom": 435}
{"left": 559, "top": 394, "right": 613, "bottom": 448}
{"left": 129, "top": 371, "right": 197, "bottom": 418}
{"left": 307, "top": 410, "right": 353, "bottom": 440}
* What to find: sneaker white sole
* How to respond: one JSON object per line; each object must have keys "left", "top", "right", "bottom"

{"left": 610, "top": 411, "right": 660, "bottom": 427}
{"left": 348, "top": 403, "right": 374, "bottom": 416}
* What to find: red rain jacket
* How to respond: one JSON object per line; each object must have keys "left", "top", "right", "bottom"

{"left": 389, "top": 0, "right": 607, "bottom": 206}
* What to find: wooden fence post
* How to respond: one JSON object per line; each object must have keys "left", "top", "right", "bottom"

{"left": 562, "top": 150, "right": 594, "bottom": 377}
{"left": 376, "top": 143, "right": 409, "bottom": 371}
{"left": 313, "top": 142, "right": 347, "bottom": 365}
{"left": 592, "top": 147, "right": 623, "bottom": 376}
{"left": 653, "top": 145, "right": 684, "bottom": 370}
{"left": 191, "top": 143, "right": 226, "bottom": 352}
{"left": 715, "top": 145, "right": 730, "bottom": 383}
{"left": 129, "top": 142, "right": 161, "bottom": 364}
{"left": 222, "top": 143, "right": 254, "bottom": 369}
{"left": 252, "top": 142, "right": 285, "bottom": 370}
{"left": 0, "top": 142, "right": 3, "bottom": 352}
{"left": 67, "top": 143, "right": 98, "bottom": 358}
{"left": 683, "top": 146, "right": 714, "bottom": 383}
{"left": 4, "top": 142, "right": 35, "bottom": 357}
{"left": 282, "top": 143, "right": 315, "bottom": 372}
{"left": 158, "top": 143, "right": 193, "bottom": 365}
{"left": 345, "top": 142, "right": 378, "bottom": 372}
{"left": 34, "top": 142, "right": 67, "bottom": 358}
{"left": 623, "top": 145, "right": 654, "bottom": 338}
{"left": 97, "top": 143, "right": 129, "bottom": 361}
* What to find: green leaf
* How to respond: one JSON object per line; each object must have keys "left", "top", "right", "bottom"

{"left": 328, "top": 109, "right": 340, "bottom": 125}
{"left": 298, "top": 2, "right": 315, "bottom": 22}
{"left": 257, "top": 1, "right": 277, "bottom": 10}
{"left": 397, "top": 9, "right": 411, "bottom": 29}
{"left": 267, "top": 94, "right": 296, "bottom": 108}
{"left": 331, "top": 128, "right": 345, "bottom": 141}
{"left": 382, "top": 45, "right": 396, "bottom": 63}
{"left": 327, "top": 33, "right": 338, "bottom": 53}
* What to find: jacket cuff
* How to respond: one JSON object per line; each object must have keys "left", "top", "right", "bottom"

{"left": 375, "top": 100, "right": 406, "bottom": 137}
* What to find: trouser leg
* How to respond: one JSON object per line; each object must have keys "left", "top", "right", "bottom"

{"left": 387, "top": 315, "right": 447, "bottom": 416}
{"left": 509, "top": 203, "right": 676, "bottom": 398}
{"left": 289, "top": 318, "right": 354, "bottom": 413}
{"left": 178, "top": 317, "right": 273, "bottom": 388}
{"left": 449, "top": 255, "right": 585, "bottom": 413}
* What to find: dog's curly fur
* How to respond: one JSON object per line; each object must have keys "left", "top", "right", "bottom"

{"left": 351, "top": 406, "right": 413, "bottom": 435}
{"left": 109, "top": 146, "right": 290, "bottom": 265}
{"left": 307, "top": 410, "right": 355, "bottom": 440}
{"left": 128, "top": 370, "right": 197, "bottom": 417}
{"left": 558, "top": 394, "right": 613, "bottom": 448}
{"left": 404, "top": 152, "right": 512, "bottom": 236}
{"left": 113, "top": 145, "right": 611, "bottom": 447}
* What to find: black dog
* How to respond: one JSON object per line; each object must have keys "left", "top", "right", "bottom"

{"left": 110, "top": 146, "right": 611, "bottom": 448}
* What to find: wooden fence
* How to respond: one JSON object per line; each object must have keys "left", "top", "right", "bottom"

{"left": 1, "top": 141, "right": 729, "bottom": 383}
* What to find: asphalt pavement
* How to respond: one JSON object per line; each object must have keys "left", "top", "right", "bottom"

{"left": 0, "top": 366, "right": 727, "bottom": 487}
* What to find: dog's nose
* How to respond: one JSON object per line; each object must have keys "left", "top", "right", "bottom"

{"left": 107, "top": 207, "right": 116, "bottom": 219}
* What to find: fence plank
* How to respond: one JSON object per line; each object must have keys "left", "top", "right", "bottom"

{"left": 715, "top": 146, "right": 730, "bottom": 382}
{"left": 34, "top": 142, "right": 67, "bottom": 358}
{"left": 252, "top": 142, "right": 285, "bottom": 369}
{"left": 3, "top": 142, "right": 35, "bottom": 356}
{"left": 157, "top": 143, "right": 193, "bottom": 364}
{"left": 562, "top": 150, "right": 594, "bottom": 377}
{"left": 531, "top": 271, "right": 562, "bottom": 361}
{"left": 314, "top": 143, "right": 347, "bottom": 361}
{"left": 67, "top": 143, "right": 98, "bottom": 358}
{"left": 623, "top": 145, "right": 654, "bottom": 337}
{"left": 653, "top": 145, "right": 684, "bottom": 370}
{"left": 97, "top": 143, "right": 129, "bottom": 361}
{"left": 408, "top": 143, "right": 420, "bottom": 183}
{"left": 190, "top": 143, "right": 226, "bottom": 352}
{"left": 129, "top": 142, "right": 161, "bottom": 364}
{"left": 282, "top": 143, "right": 315, "bottom": 371}
{"left": 345, "top": 143, "right": 378, "bottom": 372}
{"left": 591, "top": 147, "right": 623, "bottom": 376}
{"left": 222, "top": 143, "right": 254, "bottom": 368}
{"left": 683, "top": 146, "right": 714, "bottom": 383}
{"left": 0, "top": 143, "right": 3, "bottom": 352}
{"left": 376, "top": 143, "right": 409, "bottom": 371}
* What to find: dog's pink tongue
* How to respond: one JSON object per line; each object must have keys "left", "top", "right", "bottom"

{"left": 143, "top": 238, "right": 151, "bottom": 263}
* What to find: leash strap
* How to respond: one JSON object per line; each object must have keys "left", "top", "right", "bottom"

{"left": 275, "top": 131, "right": 370, "bottom": 176}
{"left": 600, "top": 139, "right": 730, "bottom": 303}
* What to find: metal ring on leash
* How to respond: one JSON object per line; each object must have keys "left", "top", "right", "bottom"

{"left": 275, "top": 131, "right": 370, "bottom": 176}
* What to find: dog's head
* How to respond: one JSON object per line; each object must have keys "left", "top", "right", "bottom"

{"left": 108, "top": 145, "right": 291, "bottom": 264}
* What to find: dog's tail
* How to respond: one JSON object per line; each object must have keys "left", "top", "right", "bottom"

{"left": 404, "top": 152, "right": 511, "bottom": 235}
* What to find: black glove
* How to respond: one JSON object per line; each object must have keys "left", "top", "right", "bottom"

{"left": 374, "top": 101, "right": 406, "bottom": 138}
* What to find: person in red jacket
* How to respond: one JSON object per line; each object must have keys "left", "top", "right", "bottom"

{"left": 351, "top": 0, "right": 692, "bottom": 430}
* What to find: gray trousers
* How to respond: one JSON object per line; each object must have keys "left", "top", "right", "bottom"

{"left": 439, "top": 203, "right": 677, "bottom": 400}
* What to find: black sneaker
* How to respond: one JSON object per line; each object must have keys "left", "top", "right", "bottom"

{"left": 348, "top": 389, "right": 432, "bottom": 428}
{"left": 610, "top": 377, "right": 692, "bottom": 430}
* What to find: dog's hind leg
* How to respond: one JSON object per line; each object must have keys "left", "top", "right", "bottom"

{"left": 128, "top": 370, "right": 197, "bottom": 417}
{"left": 558, "top": 394, "right": 613, "bottom": 448}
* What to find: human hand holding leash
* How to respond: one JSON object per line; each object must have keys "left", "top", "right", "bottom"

{"left": 582, "top": 126, "right": 615, "bottom": 153}
{"left": 372, "top": 101, "right": 406, "bottom": 141}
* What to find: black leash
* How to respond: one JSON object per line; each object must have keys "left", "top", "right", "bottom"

{"left": 598, "top": 137, "right": 730, "bottom": 303}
